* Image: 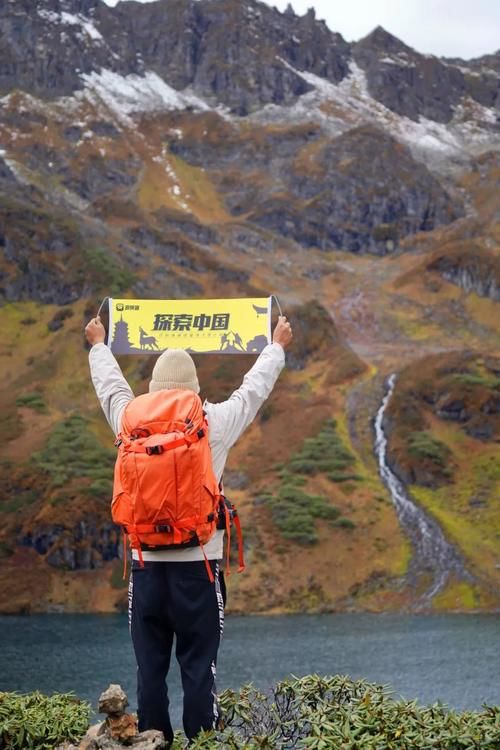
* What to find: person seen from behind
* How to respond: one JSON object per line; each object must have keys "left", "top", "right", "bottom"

{"left": 84, "top": 314, "right": 293, "bottom": 748}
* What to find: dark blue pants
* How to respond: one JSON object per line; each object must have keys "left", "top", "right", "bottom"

{"left": 128, "top": 559, "right": 226, "bottom": 745}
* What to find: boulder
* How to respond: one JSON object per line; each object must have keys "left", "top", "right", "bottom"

{"left": 106, "top": 713, "right": 138, "bottom": 743}
{"left": 62, "top": 726, "right": 166, "bottom": 750}
{"left": 98, "top": 684, "right": 128, "bottom": 716}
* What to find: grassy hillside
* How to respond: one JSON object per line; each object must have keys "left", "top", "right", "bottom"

{"left": 0, "top": 95, "right": 499, "bottom": 614}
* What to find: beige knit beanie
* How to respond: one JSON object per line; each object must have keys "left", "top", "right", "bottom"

{"left": 149, "top": 349, "right": 200, "bottom": 394}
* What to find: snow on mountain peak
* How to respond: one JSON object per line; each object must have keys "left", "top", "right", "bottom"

{"left": 78, "top": 69, "right": 211, "bottom": 125}
{"left": 38, "top": 9, "right": 104, "bottom": 43}
{"left": 251, "top": 58, "right": 500, "bottom": 174}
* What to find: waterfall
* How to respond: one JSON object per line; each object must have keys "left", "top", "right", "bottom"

{"left": 374, "top": 374, "right": 472, "bottom": 604}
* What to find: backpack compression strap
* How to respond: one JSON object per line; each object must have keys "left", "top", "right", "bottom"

{"left": 122, "top": 505, "right": 244, "bottom": 584}
{"left": 117, "top": 428, "right": 206, "bottom": 454}
{"left": 219, "top": 498, "right": 245, "bottom": 576}
{"left": 122, "top": 519, "right": 217, "bottom": 583}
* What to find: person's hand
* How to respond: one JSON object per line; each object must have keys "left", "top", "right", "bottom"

{"left": 85, "top": 316, "right": 106, "bottom": 346}
{"left": 272, "top": 315, "right": 293, "bottom": 350}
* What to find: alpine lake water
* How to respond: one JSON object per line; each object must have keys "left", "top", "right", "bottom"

{"left": 1, "top": 613, "right": 499, "bottom": 729}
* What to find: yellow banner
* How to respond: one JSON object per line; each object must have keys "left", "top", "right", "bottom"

{"left": 108, "top": 297, "right": 272, "bottom": 355}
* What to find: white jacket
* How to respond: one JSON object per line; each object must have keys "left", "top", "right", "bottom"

{"left": 88, "top": 342, "right": 285, "bottom": 561}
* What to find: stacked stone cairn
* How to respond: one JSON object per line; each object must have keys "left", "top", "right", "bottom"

{"left": 58, "top": 684, "right": 167, "bottom": 749}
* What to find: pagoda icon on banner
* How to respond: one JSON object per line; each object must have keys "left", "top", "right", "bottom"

{"left": 112, "top": 315, "right": 134, "bottom": 354}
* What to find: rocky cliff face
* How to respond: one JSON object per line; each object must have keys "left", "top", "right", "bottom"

{"left": 1, "top": 0, "right": 498, "bottom": 120}
{"left": 243, "top": 125, "right": 463, "bottom": 254}
{"left": 385, "top": 352, "right": 500, "bottom": 488}
{"left": 0, "top": 0, "right": 118, "bottom": 97}
{"left": 427, "top": 246, "right": 500, "bottom": 301}
{"left": 353, "top": 26, "right": 500, "bottom": 122}
{"left": 110, "top": 0, "right": 353, "bottom": 115}
{"left": 0, "top": 0, "right": 352, "bottom": 113}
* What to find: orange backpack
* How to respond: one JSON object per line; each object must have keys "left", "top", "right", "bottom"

{"left": 112, "top": 389, "right": 244, "bottom": 582}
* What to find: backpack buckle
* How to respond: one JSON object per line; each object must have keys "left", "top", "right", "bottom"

{"left": 132, "top": 427, "right": 151, "bottom": 440}
{"left": 155, "top": 524, "right": 172, "bottom": 533}
{"left": 146, "top": 445, "right": 164, "bottom": 455}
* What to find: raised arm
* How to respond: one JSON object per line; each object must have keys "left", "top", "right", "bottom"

{"left": 206, "top": 316, "right": 293, "bottom": 450}
{"left": 85, "top": 317, "right": 134, "bottom": 436}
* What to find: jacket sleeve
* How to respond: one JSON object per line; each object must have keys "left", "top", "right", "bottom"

{"left": 205, "top": 342, "right": 285, "bottom": 451}
{"left": 88, "top": 343, "right": 135, "bottom": 436}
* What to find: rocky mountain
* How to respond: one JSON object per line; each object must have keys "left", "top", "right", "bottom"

{"left": 2, "top": 1, "right": 499, "bottom": 118}
{"left": 0, "top": 0, "right": 499, "bottom": 614}
{"left": 353, "top": 26, "right": 500, "bottom": 122}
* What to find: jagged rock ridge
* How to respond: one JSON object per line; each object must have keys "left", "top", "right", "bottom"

{"left": 0, "top": 0, "right": 498, "bottom": 120}
{"left": 353, "top": 26, "right": 500, "bottom": 122}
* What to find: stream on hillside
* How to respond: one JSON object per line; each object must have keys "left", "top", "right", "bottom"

{"left": 374, "top": 374, "right": 473, "bottom": 604}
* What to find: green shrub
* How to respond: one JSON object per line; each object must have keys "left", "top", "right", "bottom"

{"left": 0, "top": 691, "right": 90, "bottom": 750}
{"left": 334, "top": 517, "right": 356, "bottom": 530}
{"left": 264, "top": 420, "right": 358, "bottom": 544}
{"left": 84, "top": 478, "right": 115, "bottom": 497}
{"left": 264, "top": 479, "right": 342, "bottom": 545}
{"left": 0, "top": 490, "right": 38, "bottom": 515}
{"left": 15, "top": 393, "right": 47, "bottom": 414}
{"left": 284, "top": 419, "right": 357, "bottom": 483}
{"left": 278, "top": 472, "right": 307, "bottom": 487}
{"left": 33, "top": 415, "right": 116, "bottom": 498}
{"left": 328, "top": 472, "right": 362, "bottom": 483}
{"left": 452, "top": 373, "right": 500, "bottom": 389}
{"left": 82, "top": 247, "right": 134, "bottom": 296}
{"left": 287, "top": 420, "right": 355, "bottom": 479}
{"left": 408, "top": 431, "right": 451, "bottom": 466}
{"left": 173, "top": 675, "right": 500, "bottom": 750}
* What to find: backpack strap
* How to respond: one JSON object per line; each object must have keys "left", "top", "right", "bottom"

{"left": 121, "top": 510, "right": 219, "bottom": 583}
{"left": 123, "top": 514, "right": 213, "bottom": 536}
{"left": 122, "top": 531, "right": 127, "bottom": 580}
{"left": 120, "top": 516, "right": 235, "bottom": 584}
{"left": 218, "top": 496, "right": 246, "bottom": 576}
{"left": 121, "top": 531, "right": 144, "bottom": 580}
{"left": 233, "top": 512, "right": 245, "bottom": 573}
{"left": 198, "top": 539, "right": 215, "bottom": 584}
{"left": 223, "top": 500, "right": 231, "bottom": 576}
{"left": 123, "top": 428, "right": 206, "bottom": 455}
{"left": 121, "top": 524, "right": 215, "bottom": 583}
